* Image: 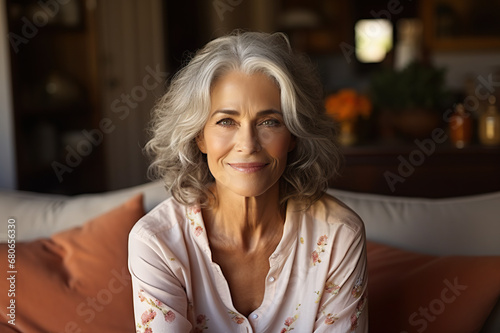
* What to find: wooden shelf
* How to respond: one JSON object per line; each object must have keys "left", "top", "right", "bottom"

{"left": 7, "top": 0, "right": 105, "bottom": 194}
{"left": 331, "top": 143, "right": 500, "bottom": 198}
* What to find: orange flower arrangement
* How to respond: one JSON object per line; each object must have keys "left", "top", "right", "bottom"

{"left": 325, "top": 89, "right": 372, "bottom": 122}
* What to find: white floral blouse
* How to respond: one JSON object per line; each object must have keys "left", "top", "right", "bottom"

{"left": 128, "top": 193, "right": 368, "bottom": 333}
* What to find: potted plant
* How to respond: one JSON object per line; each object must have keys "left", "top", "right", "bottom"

{"left": 369, "top": 62, "right": 449, "bottom": 139}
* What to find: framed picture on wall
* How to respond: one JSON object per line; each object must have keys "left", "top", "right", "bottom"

{"left": 420, "top": 0, "right": 500, "bottom": 50}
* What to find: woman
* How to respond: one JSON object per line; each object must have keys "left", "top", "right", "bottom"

{"left": 129, "top": 31, "right": 368, "bottom": 332}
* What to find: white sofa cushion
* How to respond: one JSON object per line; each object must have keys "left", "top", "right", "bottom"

{"left": 2, "top": 181, "right": 499, "bottom": 256}
{"left": 329, "top": 189, "right": 500, "bottom": 256}
{"left": 0, "top": 181, "right": 169, "bottom": 242}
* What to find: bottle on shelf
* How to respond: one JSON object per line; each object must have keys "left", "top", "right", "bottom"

{"left": 449, "top": 103, "right": 472, "bottom": 148}
{"left": 478, "top": 95, "right": 500, "bottom": 146}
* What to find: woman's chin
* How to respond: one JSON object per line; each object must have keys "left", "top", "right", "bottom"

{"left": 215, "top": 181, "right": 279, "bottom": 201}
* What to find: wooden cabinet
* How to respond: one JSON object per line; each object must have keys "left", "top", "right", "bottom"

{"left": 331, "top": 143, "right": 500, "bottom": 198}
{"left": 6, "top": 0, "right": 105, "bottom": 194}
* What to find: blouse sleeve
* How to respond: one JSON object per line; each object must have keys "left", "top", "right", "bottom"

{"left": 314, "top": 225, "right": 368, "bottom": 333}
{"left": 128, "top": 226, "right": 193, "bottom": 333}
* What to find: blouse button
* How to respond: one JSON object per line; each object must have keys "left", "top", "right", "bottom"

{"left": 251, "top": 314, "right": 258, "bottom": 319}
{"left": 268, "top": 276, "right": 275, "bottom": 282}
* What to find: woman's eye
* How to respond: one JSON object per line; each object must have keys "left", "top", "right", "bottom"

{"left": 261, "top": 119, "right": 281, "bottom": 127}
{"left": 216, "top": 118, "right": 235, "bottom": 127}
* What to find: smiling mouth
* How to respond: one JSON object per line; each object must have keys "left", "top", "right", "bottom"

{"left": 228, "top": 163, "right": 269, "bottom": 173}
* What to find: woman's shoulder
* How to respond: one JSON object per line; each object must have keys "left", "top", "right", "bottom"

{"left": 130, "top": 197, "right": 189, "bottom": 241}
{"left": 305, "top": 192, "right": 365, "bottom": 235}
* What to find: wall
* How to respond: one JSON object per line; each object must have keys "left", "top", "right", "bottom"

{"left": 208, "top": 0, "right": 276, "bottom": 37}
{"left": 0, "top": 0, "right": 17, "bottom": 189}
{"left": 431, "top": 51, "right": 500, "bottom": 92}
{"left": 97, "top": 0, "right": 166, "bottom": 190}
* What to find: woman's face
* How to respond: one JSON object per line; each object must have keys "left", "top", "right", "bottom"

{"left": 197, "top": 70, "right": 295, "bottom": 199}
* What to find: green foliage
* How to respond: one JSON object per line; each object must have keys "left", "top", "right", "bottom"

{"left": 370, "top": 62, "right": 448, "bottom": 111}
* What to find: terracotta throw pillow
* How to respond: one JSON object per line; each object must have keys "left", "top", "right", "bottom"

{"left": 367, "top": 241, "right": 500, "bottom": 333}
{"left": 0, "top": 194, "right": 144, "bottom": 333}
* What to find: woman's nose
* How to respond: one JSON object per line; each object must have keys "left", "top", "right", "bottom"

{"left": 235, "top": 124, "right": 261, "bottom": 154}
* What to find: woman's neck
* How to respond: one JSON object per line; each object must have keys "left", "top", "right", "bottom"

{"left": 203, "top": 182, "right": 286, "bottom": 253}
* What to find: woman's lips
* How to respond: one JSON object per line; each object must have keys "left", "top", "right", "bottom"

{"left": 228, "top": 163, "right": 269, "bottom": 173}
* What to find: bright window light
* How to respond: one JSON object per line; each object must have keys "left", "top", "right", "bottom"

{"left": 355, "top": 19, "right": 393, "bottom": 63}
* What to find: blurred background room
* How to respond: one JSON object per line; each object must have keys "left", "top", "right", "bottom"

{"left": 1, "top": 0, "right": 499, "bottom": 197}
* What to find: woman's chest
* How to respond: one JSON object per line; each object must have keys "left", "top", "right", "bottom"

{"left": 212, "top": 249, "right": 272, "bottom": 316}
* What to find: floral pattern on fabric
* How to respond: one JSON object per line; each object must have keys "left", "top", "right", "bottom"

{"left": 351, "top": 276, "right": 363, "bottom": 299}
{"left": 312, "top": 235, "right": 328, "bottom": 266}
{"left": 350, "top": 294, "right": 367, "bottom": 331}
{"left": 136, "top": 289, "right": 177, "bottom": 332}
{"left": 186, "top": 206, "right": 204, "bottom": 237}
{"left": 193, "top": 314, "right": 209, "bottom": 332}
{"left": 314, "top": 290, "right": 322, "bottom": 303}
{"left": 140, "top": 308, "right": 156, "bottom": 328}
{"left": 325, "top": 282, "right": 341, "bottom": 296}
{"left": 324, "top": 313, "right": 339, "bottom": 325}
{"left": 316, "top": 281, "right": 341, "bottom": 303}
{"left": 279, "top": 304, "right": 301, "bottom": 332}
{"left": 228, "top": 310, "right": 245, "bottom": 324}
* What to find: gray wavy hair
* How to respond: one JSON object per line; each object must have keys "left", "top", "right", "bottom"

{"left": 146, "top": 31, "right": 342, "bottom": 208}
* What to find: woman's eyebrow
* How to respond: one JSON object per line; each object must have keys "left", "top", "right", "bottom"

{"left": 211, "top": 109, "right": 239, "bottom": 118}
{"left": 210, "top": 109, "right": 282, "bottom": 118}
{"left": 258, "top": 109, "right": 283, "bottom": 116}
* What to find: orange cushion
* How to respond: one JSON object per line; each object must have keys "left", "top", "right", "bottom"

{"left": 0, "top": 195, "right": 144, "bottom": 333}
{"left": 367, "top": 241, "right": 500, "bottom": 333}
{"left": 2, "top": 198, "right": 499, "bottom": 333}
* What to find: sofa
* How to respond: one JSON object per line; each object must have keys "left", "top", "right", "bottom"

{"left": 1, "top": 180, "right": 499, "bottom": 333}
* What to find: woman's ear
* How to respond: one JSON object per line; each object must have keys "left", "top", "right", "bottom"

{"left": 196, "top": 133, "right": 207, "bottom": 154}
